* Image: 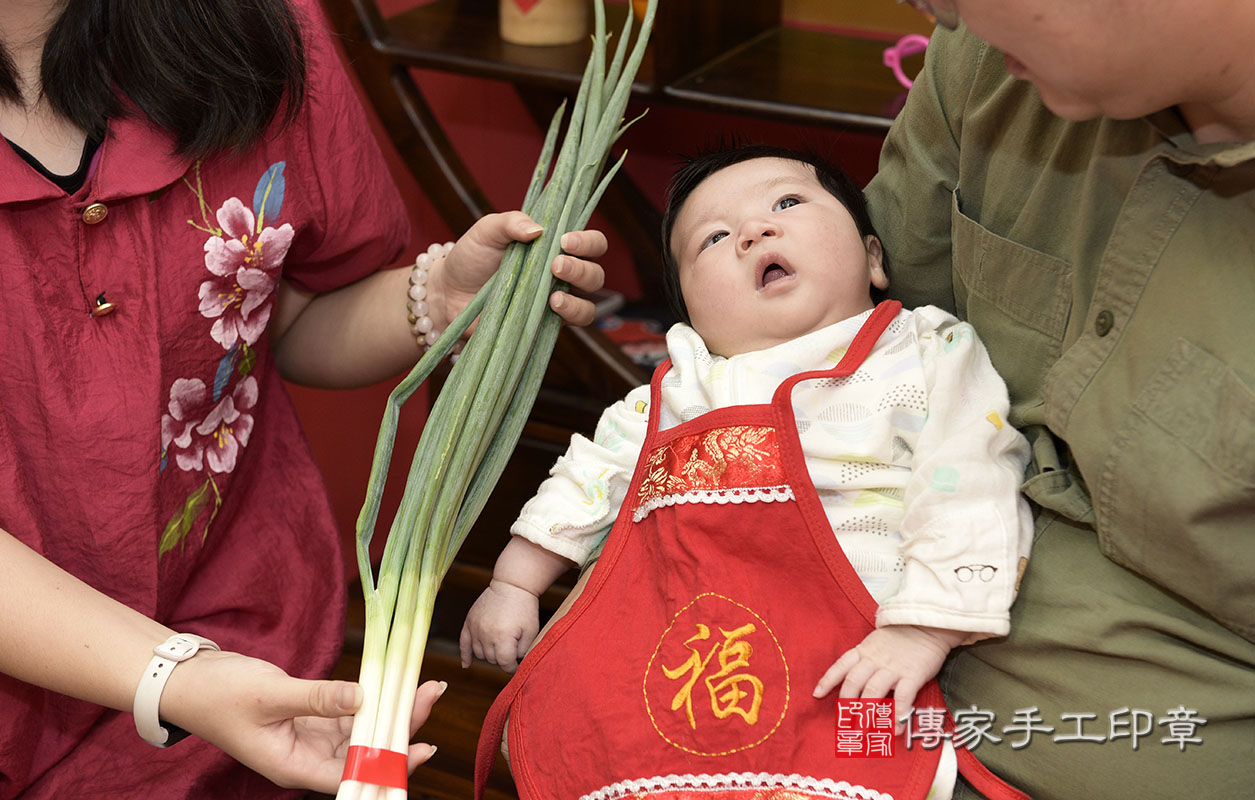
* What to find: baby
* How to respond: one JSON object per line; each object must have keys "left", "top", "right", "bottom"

{"left": 463, "top": 146, "right": 1033, "bottom": 797}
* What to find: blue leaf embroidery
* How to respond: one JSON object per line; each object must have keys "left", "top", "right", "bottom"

{"left": 213, "top": 345, "right": 240, "bottom": 401}
{"left": 252, "top": 161, "right": 287, "bottom": 232}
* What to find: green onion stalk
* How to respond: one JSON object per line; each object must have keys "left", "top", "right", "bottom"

{"left": 336, "top": 2, "right": 657, "bottom": 798}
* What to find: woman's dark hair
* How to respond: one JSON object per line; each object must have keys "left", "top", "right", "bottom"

{"left": 660, "top": 143, "right": 888, "bottom": 324}
{"left": 0, "top": 0, "right": 307, "bottom": 160}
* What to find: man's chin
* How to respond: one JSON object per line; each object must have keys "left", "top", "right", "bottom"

{"left": 1033, "top": 85, "right": 1108, "bottom": 123}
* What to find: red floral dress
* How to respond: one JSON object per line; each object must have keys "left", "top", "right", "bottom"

{"left": 0, "top": 2, "right": 409, "bottom": 796}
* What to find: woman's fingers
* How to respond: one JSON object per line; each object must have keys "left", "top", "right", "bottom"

{"left": 559, "top": 229, "right": 609, "bottom": 259}
{"left": 471, "top": 210, "right": 543, "bottom": 250}
{"left": 406, "top": 741, "right": 439, "bottom": 773}
{"left": 552, "top": 230, "right": 608, "bottom": 328}
{"left": 408, "top": 679, "right": 447, "bottom": 736}
{"left": 549, "top": 291, "right": 596, "bottom": 327}
{"left": 258, "top": 673, "right": 361, "bottom": 724}
{"left": 549, "top": 238, "right": 606, "bottom": 326}
{"left": 401, "top": 681, "right": 446, "bottom": 773}
{"left": 456, "top": 215, "right": 608, "bottom": 326}
{"left": 555, "top": 230, "right": 608, "bottom": 296}
{"left": 551, "top": 253, "right": 606, "bottom": 294}
{"left": 477, "top": 213, "right": 607, "bottom": 263}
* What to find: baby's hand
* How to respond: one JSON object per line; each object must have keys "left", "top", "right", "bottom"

{"left": 459, "top": 579, "right": 541, "bottom": 673}
{"left": 812, "top": 625, "right": 967, "bottom": 732}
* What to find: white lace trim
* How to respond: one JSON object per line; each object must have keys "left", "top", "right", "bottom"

{"left": 577, "top": 771, "right": 893, "bottom": 800}
{"left": 633, "top": 485, "right": 795, "bottom": 522}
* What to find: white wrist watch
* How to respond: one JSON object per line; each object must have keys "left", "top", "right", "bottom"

{"left": 133, "top": 633, "right": 220, "bottom": 747}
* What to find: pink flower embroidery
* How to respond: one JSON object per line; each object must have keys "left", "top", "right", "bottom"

{"left": 162, "top": 378, "right": 209, "bottom": 472}
{"left": 199, "top": 196, "right": 294, "bottom": 349}
{"left": 160, "top": 376, "right": 258, "bottom": 474}
{"left": 198, "top": 375, "right": 258, "bottom": 474}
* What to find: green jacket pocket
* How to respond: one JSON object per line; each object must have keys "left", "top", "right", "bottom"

{"left": 950, "top": 189, "right": 1071, "bottom": 414}
{"left": 1096, "top": 337, "right": 1255, "bottom": 642}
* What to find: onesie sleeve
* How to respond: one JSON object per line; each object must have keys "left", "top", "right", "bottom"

{"left": 875, "top": 307, "right": 1033, "bottom": 642}
{"left": 511, "top": 383, "right": 651, "bottom": 566}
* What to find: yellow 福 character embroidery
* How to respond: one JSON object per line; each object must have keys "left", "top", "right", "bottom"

{"left": 662, "top": 622, "right": 763, "bottom": 729}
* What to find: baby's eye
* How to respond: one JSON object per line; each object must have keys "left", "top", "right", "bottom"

{"left": 700, "top": 231, "right": 728, "bottom": 251}
{"left": 773, "top": 196, "right": 801, "bottom": 211}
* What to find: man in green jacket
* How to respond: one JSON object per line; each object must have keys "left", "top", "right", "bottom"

{"left": 866, "top": 1, "right": 1255, "bottom": 797}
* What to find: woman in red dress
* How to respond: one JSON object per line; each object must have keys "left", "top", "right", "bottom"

{"left": 0, "top": 1, "right": 607, "bottom": 796}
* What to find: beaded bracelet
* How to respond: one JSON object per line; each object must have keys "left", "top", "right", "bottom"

{"left": 407, "top": 241, "right": 456, "bottom": 353}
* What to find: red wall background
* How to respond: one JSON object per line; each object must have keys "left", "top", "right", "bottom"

{"left": 289, "top": 1, "right": 894, "bottom": 582}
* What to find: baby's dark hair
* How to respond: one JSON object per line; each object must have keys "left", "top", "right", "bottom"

{"left": 660, "top": 144, "right": 887, "bottom": 324}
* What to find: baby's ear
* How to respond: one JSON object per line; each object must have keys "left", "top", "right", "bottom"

{"left": 864, "top": 235, "right": 889, "bottom": 290}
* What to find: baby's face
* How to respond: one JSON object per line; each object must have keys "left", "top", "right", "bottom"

{"left": 670, "top": 158, "right": 887, "bottom": 358}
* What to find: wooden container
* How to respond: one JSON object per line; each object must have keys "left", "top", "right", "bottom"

{"left": 499, "top": 0, "right": 589, "bottom": 46}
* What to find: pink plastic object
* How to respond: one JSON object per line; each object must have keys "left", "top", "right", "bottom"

{"left": 883, "top": 34, "right": 931, "bottom": 89}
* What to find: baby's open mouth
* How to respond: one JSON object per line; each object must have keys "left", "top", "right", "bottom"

{"left": 762, "top": 264, "right": 789, "bottom": 285}
{"left": 757, "top": 253, "right": 794, "bottom": 289}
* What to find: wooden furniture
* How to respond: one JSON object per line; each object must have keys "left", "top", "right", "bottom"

{"left": 320, "top": 0, "right": 915, "bottom": 303}
{"left": 314, "top": 2, "right": 914, "bottom": 796}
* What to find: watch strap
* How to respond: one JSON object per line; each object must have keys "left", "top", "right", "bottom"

{"left": 133, "top": 633, "right": 220, "bottom": 747}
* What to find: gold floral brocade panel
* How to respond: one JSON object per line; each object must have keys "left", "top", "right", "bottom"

{"left": 633, "top": 426, "right": 791, "bottom": 521}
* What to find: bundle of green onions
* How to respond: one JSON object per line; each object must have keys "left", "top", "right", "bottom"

{"left": 336, "top": 2, "right": 657, "bottom": 798}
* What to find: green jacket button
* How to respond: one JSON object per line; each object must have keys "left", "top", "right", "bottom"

{"left": 1095, "top": 309, "right": 1114, "bottom": 337}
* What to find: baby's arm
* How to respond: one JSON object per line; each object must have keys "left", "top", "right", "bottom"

{"left": 460, "top": 536, "right": 576, "bottom": 673}
{"left": 876, "top": 310, "right": 1032, "bottom": 636}
{"left": 815, "top": 310, "right": 1033, "bottom": 727}
{"left": 459, "top": 383, "right": 651, "bottom": 673}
